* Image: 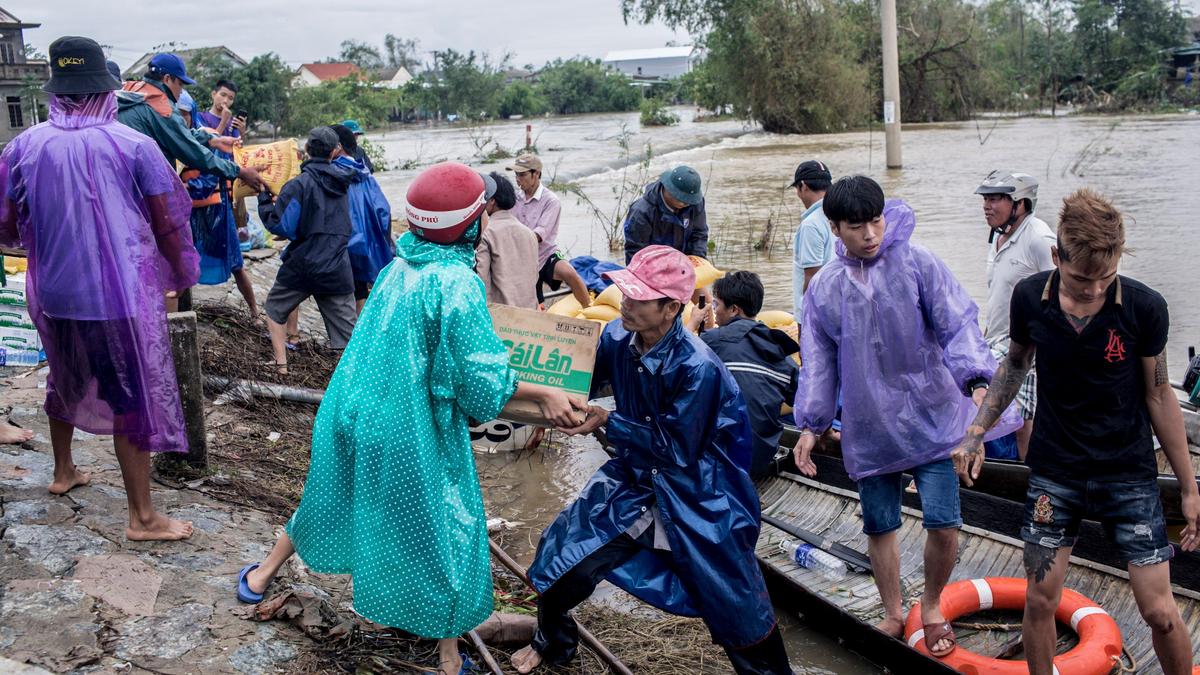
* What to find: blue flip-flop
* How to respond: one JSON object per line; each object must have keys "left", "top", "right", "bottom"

{"left": 423, "top": 653, "right": 473, "bottom": 674}
{"left": 236, "top": 563, "right": 264, "bottom": 604}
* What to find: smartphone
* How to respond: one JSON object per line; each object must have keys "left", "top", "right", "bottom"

{"left": 235, "top": 109, "right": 248, "bottom": 120}
{"left": 697, "top": 296, "right": 707, "bottom": 334}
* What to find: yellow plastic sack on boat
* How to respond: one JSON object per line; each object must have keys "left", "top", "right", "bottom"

{"left": 595, "top": 284, "right": 623, "bottom": 309}
{"left": 2, "top": 256, "right": 27, "bottom": 275}
{"left": 232, "top": 140, "right": 302, "bottom": 201}
{"left": 546, "top": 295, "right": 583, "bottom": 317}
{"left": 689, "top": 256, "right": 725, "bottom": 289}
{"left": 579, "top": 304, "right": 621, "bottom": 321}
{"left": 757, "top": 310, "right": 796, "bottom": 329}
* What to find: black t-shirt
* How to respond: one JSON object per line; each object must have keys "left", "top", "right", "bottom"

{"left": 1010, "top": 271, "right": 1169, "bottom": 483}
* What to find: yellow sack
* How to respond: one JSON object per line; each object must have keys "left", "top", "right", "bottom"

{"left": 757, "top": 310, "right": 796, "bottom": 329}
{"left": 3, "top": 256, "right": 27, "bottom": 275}
{"left": 688, "top": 255, "right": 725, "bottom": 289}
{"left": 547, "top": 295, "right": 583, "bottom": 316}
{"left": 232, "top": 140, "right": 302, "bottom": 201}
{"left": 579, "top": 304, "right": 621, "bottom": 322}
{"left": 595, "top": 284, "right": 623, "bottom": 309}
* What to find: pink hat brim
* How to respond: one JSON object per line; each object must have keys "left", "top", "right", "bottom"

{"left": 602, "top": 269, "right": 668, "bottom": 302}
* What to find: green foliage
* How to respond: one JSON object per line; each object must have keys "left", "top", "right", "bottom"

{"left": 536, "top": 58, "right": 642, "bottom": 114}
{"left": 624, "top": 0, "right": 1191, "bottom": 128}
{"left": 184, "top": 51, "right": 293, "bottom": 129}
{"left": 498, "top": 81, "right": 548, "bottom": 118}
{"left": 359, "top": 138, "right": 389, "bottom": 172}
{"left": 639, "top": 97, "right": 680, "bottom": 126}
{"left": 284, "top": 77, "right": 398, "bottom": 136}
{"left": 338, "top": 40, "right": 384, "bottom": 71}
{"left": 418, "top": 49, "right": 508, "bottom": 120}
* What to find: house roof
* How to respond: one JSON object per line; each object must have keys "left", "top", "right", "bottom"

{"left": 123, "top": 46, "right": 247, "bottom": 80}
{"left": 299, "top": 62, "right": 362, "bottom": 81}
{"left": 0, "top": 7, "right": 39, "bottom": 27}
{"left": 602, "top": 46, "right": 696, "bottom": 63}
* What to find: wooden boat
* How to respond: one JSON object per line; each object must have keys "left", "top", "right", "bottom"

{"left": 755, "top": 470, "right": 1200, "bottom": 673}
{"left": 777, "top": 401, "right": 1200, "bottom": 524}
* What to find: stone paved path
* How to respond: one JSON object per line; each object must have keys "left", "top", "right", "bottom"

{"left": 1, "top": 366, "right": 336, "bottom": 675}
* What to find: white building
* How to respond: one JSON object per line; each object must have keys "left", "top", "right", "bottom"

{"left": 371, "top": 66, "right": 413, "bottom": 89}
{"left": 293, "top": 62, "right": 362, "bottom": 88}
{"left": 601, "top": 46, "right": 698, "bottom": 80}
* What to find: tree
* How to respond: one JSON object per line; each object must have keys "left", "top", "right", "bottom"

{"left": 383, "top": 34, "right": 422, "bottom": 72}
{"left": 498, "top": 81, "right": 548, "bottom": 117}
{"left": 536, "top": 58, "right": 641, "bottom": 115}
{"left": 424, "top": 49, "right": 507, "bottom": 119}
{"left": 338, "top": 40, "right": 384, "bottom": 71}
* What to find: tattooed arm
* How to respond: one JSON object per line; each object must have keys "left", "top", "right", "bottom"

{"left": 1144, "top": 351, "right": 1200, "bottom": 552}
{"left": 950, "top": 339, "right": 1036, "bottom": 486}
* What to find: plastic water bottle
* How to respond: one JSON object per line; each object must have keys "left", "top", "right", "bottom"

{"left": 0, "top": 347, "right": 40, "bottom": 367}
{"left": 779, "top": 539, "right": 848, "bottom": 581}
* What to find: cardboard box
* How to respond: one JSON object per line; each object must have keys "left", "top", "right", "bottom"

{"left": 489, "top": 304, "right": 601, "bottom": 425}
{"left": 0, "top": 303, "right": 33, "bottom": 330}
{"left": 0, "top": 325, "right": 41, "bottom": 351}
{"left": 0, "top": 273, "right": 27, "bottom": 306}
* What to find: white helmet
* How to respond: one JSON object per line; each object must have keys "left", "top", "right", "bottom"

{"left": 976, "top": 170, "right": 1038, "bottom": 212}
{"left": 976, "top": 170, "right": 1038, "bottom": 239}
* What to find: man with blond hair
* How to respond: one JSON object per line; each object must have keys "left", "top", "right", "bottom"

{"left": 954, "top": 189, "right": 1199, "bottom": 675}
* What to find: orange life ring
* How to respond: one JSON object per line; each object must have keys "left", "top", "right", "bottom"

{"left": 902, "top": 577, "right": 1122, "bottom": 675}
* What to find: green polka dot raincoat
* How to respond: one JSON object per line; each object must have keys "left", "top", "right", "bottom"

{"left": 286, "top": 229, "right": 517, "bottom": 638}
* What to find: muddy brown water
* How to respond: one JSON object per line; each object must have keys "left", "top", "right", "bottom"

{"left": 371, "top": 111, "right": 1200, "bottom": 673}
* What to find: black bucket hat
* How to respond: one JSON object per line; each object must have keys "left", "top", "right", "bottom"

{"left": 44, "top": 36, "right": 121, "bottom": 95}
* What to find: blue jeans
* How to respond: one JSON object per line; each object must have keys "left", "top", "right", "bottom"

{"left": 857, "top": 459, "right": 962, "bottom": 536}
{"left": 1021, "top": 473, "right": 1173, "bottom": 567}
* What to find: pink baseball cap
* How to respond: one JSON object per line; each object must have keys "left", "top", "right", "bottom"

{"left": 602, "top": 245, "right": 696, "bottom": 304}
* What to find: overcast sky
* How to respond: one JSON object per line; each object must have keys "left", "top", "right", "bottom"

{"left": 9, "top": 1, "right": 690, "bottom": 70}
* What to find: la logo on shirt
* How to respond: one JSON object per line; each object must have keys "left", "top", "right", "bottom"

{"left": 1103, "top": 329, "right": 1127, "bottom": 363}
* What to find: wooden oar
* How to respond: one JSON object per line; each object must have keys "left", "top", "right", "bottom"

{"left": 761, "top": 514, "right": 873, "bottom": 574}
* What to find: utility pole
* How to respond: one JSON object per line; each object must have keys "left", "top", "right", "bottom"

{"left": 881, "top": 0, "right": 903, "bottom": 168}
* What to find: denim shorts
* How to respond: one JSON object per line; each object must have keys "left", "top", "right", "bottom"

{"left": 857, "top": 459, "right": 962, "bottom": 535}
{"left": 1020, "top": 473, "right": 1173, "bottom": 567}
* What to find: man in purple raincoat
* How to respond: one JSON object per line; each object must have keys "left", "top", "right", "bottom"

{"left": 0, "top": 37, "right": 198, "bottom": 541}
{"left": 791, "top": 176, "right": 1019, "bottom": 657}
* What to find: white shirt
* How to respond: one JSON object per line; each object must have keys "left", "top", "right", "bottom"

{"left": 792, "top": 200, "right": 833, "bottom": 320}
{"left": 984, "top": 214, "right": 1056, "bottom": 345}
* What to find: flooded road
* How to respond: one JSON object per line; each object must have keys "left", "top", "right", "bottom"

{"left": 368, "top": 110, "right": 1199, "bottom": 673}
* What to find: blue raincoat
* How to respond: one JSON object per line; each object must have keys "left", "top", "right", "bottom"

{"left": 528, "top": 319, "right": 777, "bottom": 649}
{"left": 334, "top": 155, "right": 394, "bottom": 284}
{"left": 794, "top": 200, "right": 1021, "bottom": 481}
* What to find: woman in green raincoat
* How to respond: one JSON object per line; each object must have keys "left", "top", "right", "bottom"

{"left": 236, "top": 163, "right": 581, "bottom": 675}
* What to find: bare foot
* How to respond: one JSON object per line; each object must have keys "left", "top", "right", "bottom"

{"left": 875, "top": 616, "right": 904, "bottom": 639}
{"left": 48, "top": 467, "right": 91, "bottom": 495}
{"left": 126, "top": 514, "right": 194, "bottom": 541}
{"left": 245, "top": 565, "right": 274, "bottom": 595}
{"left": 436, "top": 654, "right": 462, "bottom": 675}
{"left": 920, "top": 599, "right": 954, "bottom": 654}
{"left": 511, "top": 645, "right": 543, "bottom": 674}
{"left": 0, "top": 420, "right": 33, "bottom": 445}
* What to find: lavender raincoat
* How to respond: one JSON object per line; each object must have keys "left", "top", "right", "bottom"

{"left": 794, "top": 200, "right": 1020, "bottom": 480}
{"left": 0, "top": 93, "right": 197, "bottom": 453}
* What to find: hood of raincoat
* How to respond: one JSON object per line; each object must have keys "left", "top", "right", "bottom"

{"left": 396, "top": 228, "right": 476, "bottom": 268}
{"left": 833, "top": 198, "right": 915, "bottom": 266}
{"left": 49, "top": 92, "right": 118, "bottom": 129}
{"left": 332, "top": 155, "right": 371, "bottom": 183}
{"left": 301, "top": 158, "right": 354, "bottom": 197}
{"left": 795, "top": 198, "right": 1021, "bottom": 480}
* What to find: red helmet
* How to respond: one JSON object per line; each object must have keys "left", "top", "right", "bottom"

{"left": 405, "top": 162, "right": 486, "bottom": 244}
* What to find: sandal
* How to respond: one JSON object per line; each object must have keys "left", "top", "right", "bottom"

{"left": 236, "top": 563, "right": 265, "bottom": 604}
{"left": 424, "top": 652, "right": 472, "bottom": 675}
{"left": 286, "top": 333, "right": 301, "bottom": 351}
{"left": 262, "top": 360, "right": 289, "bottom": 375}
{"left": 922, "top": 621, "right": 957, "bottom": 657}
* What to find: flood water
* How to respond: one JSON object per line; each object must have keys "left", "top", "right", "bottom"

{"left": 367, "top": 110, "right": 1200, "bottom": 673}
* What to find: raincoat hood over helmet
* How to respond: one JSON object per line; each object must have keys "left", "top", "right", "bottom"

{"left": 405, "top": 161, "right": 486, "bottom": 244}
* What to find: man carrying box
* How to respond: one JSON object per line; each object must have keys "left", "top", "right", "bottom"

{"left": 513, "top": 245, "right": 792, "bottom": 675}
